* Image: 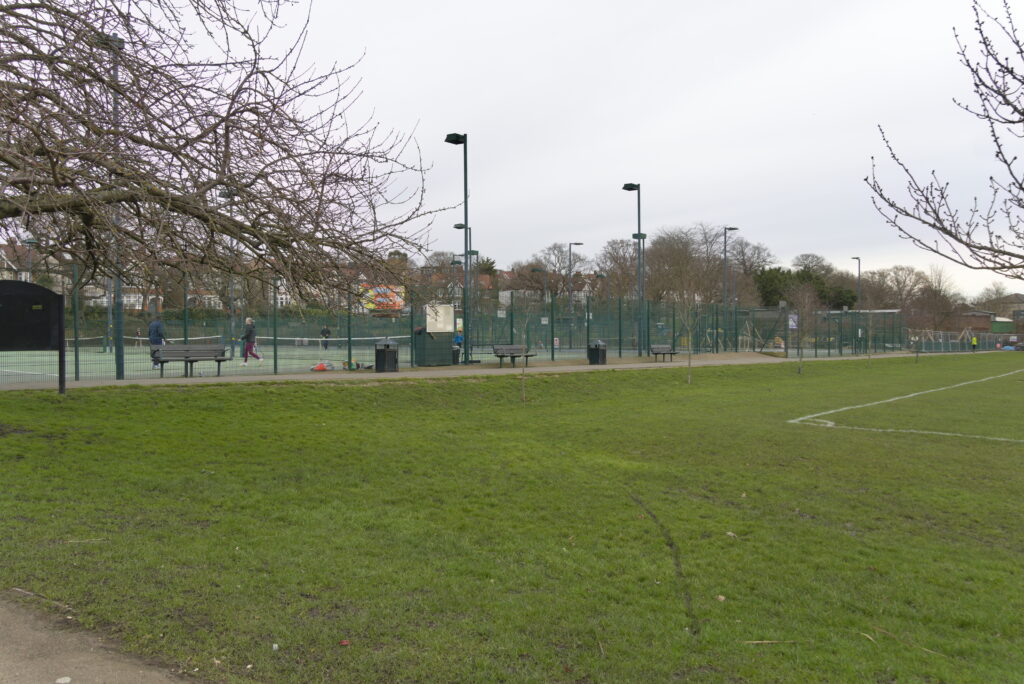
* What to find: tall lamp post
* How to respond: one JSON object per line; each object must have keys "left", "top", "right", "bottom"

{"left": 567, "top": 242, "right": 583, "bottom": 313}
{"left": 454, "top": 222, "right": 471, "bottom": 362}
{"left": 567, "top": 241, "right": 583, "bottom": 352}
{"left": 622, "top": 183, "right": 644, "bottom": 355}
{"left": 531, "top": 267, "right": 554, "bottom": 359}
{"left": 445, "top": 132, "right": 470, "bottom": 363}
{"left": 721, "top": 226, "right": 739, "bottom": 306}
{"left": 98, "top": 31, "right": 126, "bottom": 379}
{"left": 219, "top": 187, "right": 239, "bottom": 359}
{"left": 720, "top": 226, "right": 739, "bottom": 353}
{"left": 851, "top": 256, "right": 861, "bottom": 308}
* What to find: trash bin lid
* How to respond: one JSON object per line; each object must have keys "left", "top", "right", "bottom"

{"left": 376, "top": 338, "right": 399, "bottom": 349}
{"left": 589, "top": 339, "right": 607, "bottom": 348}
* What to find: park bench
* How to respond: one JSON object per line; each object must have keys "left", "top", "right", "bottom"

{"left": 649, "top": 344, "right": 678, "bottom": 361}
{"left": 492, "top": 344, "right": 536, "bottom": 368}
{"left": 151, "top": 343, "right": 229, "bottom": 377}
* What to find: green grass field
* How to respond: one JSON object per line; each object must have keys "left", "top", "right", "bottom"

{"left": 1, "top": 353, "right": 1022, "bottom": 682}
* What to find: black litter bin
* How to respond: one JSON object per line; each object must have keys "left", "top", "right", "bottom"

{"left": 375, "top": 338, "right": 399, "bottom": 372}
{"left": 587, "top": 340, "right": 607, "bottom": 365}
{"left": 452, "top": 346, "right": 462, "bottom": 365}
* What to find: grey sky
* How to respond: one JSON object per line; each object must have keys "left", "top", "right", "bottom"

{"left": 296, "top": 0, "right": 1014, "bottom": 297}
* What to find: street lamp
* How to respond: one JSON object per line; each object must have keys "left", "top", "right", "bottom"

{"left": 567, "top": 242, "right": 583, "bottom": 313}
{"left": 721, "top": 226, "right": 739, "bottom": 306}
{"left": 453, "top": 222, "right": 471, "bottom": 363}
{"left": 98, "top": 31, "right": 126, "bottom": 379}
{"left": 532, "top": 267, "right": 554, "bottom": 360}
{"left": 219, "top": 187, "right": 239, "bottom": 359}
{"left": 446, "top": 132, "right": 470, "bottom": 363}
{"left": 852, "top": 256, "right": 862, "bottom": 308}
{"left": 567, "top": 241, "right": 583, "bottom": 352}
{"left": 622, "top": 183, "right": 645, "bottom": 355}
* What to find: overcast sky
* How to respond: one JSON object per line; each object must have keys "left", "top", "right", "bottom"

{"left": 293, "top": 0, "right": 1016, "bottom": 297}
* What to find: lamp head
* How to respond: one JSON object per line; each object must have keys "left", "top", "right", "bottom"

{"left": 444, "top": 133, "right": 467, "bottom": 145}
{"left": 570, "top": 242, "right": 583, "bottom": 246}
{"left": 622, "top": 183, "right": 639, "bottom": 192}
{"left": 724, "top": 226, "right": 739, "bottom": 232}
{"left": 453, "top": 223, "right": 467, "bottom": 230}
{"left": 450, "top": 260, "right": 462, "bottom": 266}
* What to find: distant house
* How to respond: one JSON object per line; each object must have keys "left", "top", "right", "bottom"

{"left": 986, "top": 292, "right": 1024, "bottom": 317}
{"left": 0, "top": 242, "right": 69, "bottom": 291}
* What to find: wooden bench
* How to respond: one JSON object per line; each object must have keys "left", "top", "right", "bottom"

{"left": 151, "top": 343, "right": 229, "bottom": 377}
{"left": 492, "top": 344, "right": 537, "bottom": 368}
{"left": 649, "top": 344, "right": 678, "bottom": 361}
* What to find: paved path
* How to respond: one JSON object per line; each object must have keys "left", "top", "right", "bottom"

{"left": 0, "top": 351, "right": 897, "bottom": 681}
{"left": 0, "top": 591, "right": 183, "bottom": 683}
{"left": 4, "top": 351, "right": 799, "bottom": 391}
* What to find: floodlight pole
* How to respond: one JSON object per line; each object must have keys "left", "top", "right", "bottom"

{"left": 622, "top": 183, "right": 644, "bottom": 355}
{"left": 721, "top": 226, "right": 739, "bottom": 352}
{"left": 567, "top": 241, "right": 582, "bottom": 350}
{"left": 852, "top": 256, "right": 861, "bottom": 308}
{"left": 98, "top": 31, "right": 126, "bottom": 379}
{"left": 446, "top": 132, "right": 471, "bottom": 363}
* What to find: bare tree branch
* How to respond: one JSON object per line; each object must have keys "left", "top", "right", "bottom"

{"left": 866, "top": 0, "right": 1024, "bottom": 281}
{"left": 0, "top": 0, "right": 437, "bottom": 299}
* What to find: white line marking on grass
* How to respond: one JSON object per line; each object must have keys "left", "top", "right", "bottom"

{"left": 788, "top": 368, "right": 1024, "bottom": 444}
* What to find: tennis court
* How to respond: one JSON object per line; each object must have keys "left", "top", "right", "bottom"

{"left": 0, "top": 334, "right": 412, "bottom": 385}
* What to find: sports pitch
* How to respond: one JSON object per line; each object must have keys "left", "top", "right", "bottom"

{"left": 0, "top": 353, "right": 1021, "bottom": 682}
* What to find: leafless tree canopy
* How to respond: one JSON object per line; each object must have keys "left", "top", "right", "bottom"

{"left": 867, "top": 0, "right": 1024, "bottom": 281}
{"left": 0, "top": 0, "right": 432, "bottom": 298}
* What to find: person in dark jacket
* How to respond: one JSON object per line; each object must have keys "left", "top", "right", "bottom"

{"left": 320, "top": 325, "right": 331, "bottom": 351}
{"left": 148, "top": 316, "right": 167, "bottom": 369}
{"left": 241, "top": 317, "right": 262, "bottom": 366}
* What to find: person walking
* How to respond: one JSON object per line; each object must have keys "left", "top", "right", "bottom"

{"left": 147, "top": 315, "right": 167, "bottom": 370}
{"left": 320, "top": 324, "right": 331, "bottom": 351}
{"left": 971, "top": 335, "right": 978, "bottom": 352}
{"left": 241, "top": 317, "right": 262, "bottom": 366}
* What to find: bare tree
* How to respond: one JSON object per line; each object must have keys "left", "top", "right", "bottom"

{"left": 791, "top": 253, "right": 834, "bottom": 279}
{"left": 878, "top": 264, "right": 927, "bottom": 310}
{"left": 785, "top": 281, "right": 820, "bottom": 375}
{"left": 0, "top": 0, "right": 433, "bottom": 301}
{"left": 867, "top": 1, "right": 1024, "bottom": 281}
{"left": 593, "top": 239, "right": 635, "bottom": 298}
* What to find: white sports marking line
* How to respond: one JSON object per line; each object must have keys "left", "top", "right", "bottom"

{"left": 788, "top": 368, "right": 1024, "bottom": 444}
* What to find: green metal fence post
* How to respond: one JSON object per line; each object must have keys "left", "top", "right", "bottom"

{"left": 346, "top": 290, "right": 353, "bottom": 368}
{"left": 509, "top": 291, "right": 515, "bottom": 344}
{"left": 670, "top": 304, "right": 675, "bottom": 350}
{"left": 782, "top": 302, "right": 789, "bottom": 357}
{"left": 586, "top": 296, "right": 591, "bottom": 346}
{"left": 72, "top": 264, "right": 80, "bottom": 381}
{"left": 183, "top": 277, "right": 190, "bottom": 343}
{"left": 409, "top": 287, "right": 415, "bottom": 368}
{"left": 550, "top": 293, "right": 555, "bottom": 361}
{"left": 645, "top": 300, "right": 651, "bottom": 355}
{"left": 272, "top": 278, "right": 279, "bottom": 374}
{"left": 618, "top": 297, "right": 623, "bottom": 358}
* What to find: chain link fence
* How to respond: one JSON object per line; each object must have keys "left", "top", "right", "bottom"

{"left": 1, "top": 291, "right": 922, "bottom": 387}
